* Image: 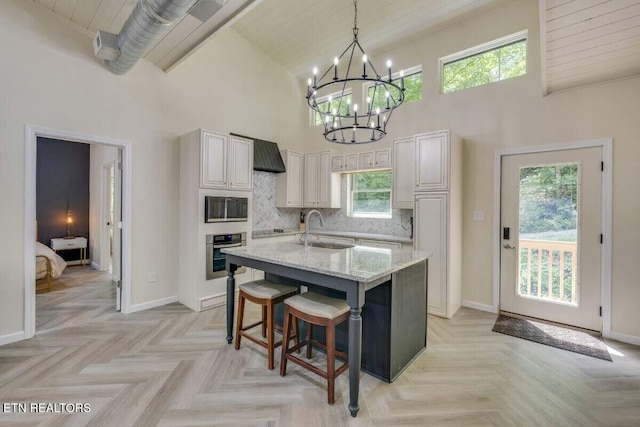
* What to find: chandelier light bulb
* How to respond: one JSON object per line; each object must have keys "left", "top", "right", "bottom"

{"left": 385, "top": 91, "right": 390, "bottom": 98}
{"left": 400, "top": 70, "right": 405, "bottom": 77}
{"left": 313, "top": 67, "right": 318, "bottom": 75}
{"left": 307, "top": 78, "right": 312, "bottom": 86}
{"left": 332, "top": 108, "right": 337, "bottom": 115}
{"left": 334, "top": 57, "right": 339, "bottom": 66}
{"left": 353, "top": 103, "right": 358, "bottom": 112}
{"left": 376, "top": 107, "right": 381, "bottom": 115}
{"left": 362, "top": 54, "right": 367, "bottom": 63}
{"left": 386, "top": 60, "right": 392, "bottom": 67}
{"left": 370, "top": 121, "right": 375, "bottom": 128}
{"left": 346, "top": 98, "right": 351, "bottom": 105}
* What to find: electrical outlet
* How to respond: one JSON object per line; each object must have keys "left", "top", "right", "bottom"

{"left": 148, "top": 271, "right": 157, "bottom": 282}
{"left": 473, "top": 211, "right": 484, "bottom": 221}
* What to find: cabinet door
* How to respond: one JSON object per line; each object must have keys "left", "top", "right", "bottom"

{"left": 344, "top": 153, "right": 358, "bottom": 171}
{"left": 374, "top": 149, "right": 391, "bottom": 168}
{"left": 358, "top": 151, "right": 374, "bottom": 169}
{"left": 228, "top": 136, "right": 253, "bottom": 191}
{"left": 278, "top": 150, "right": 303, "bottom": 207}
{"left": 392, "top": 137, "right": 415, "bottom": 208}
{"left": 303, "top": 153, "right": 318, "bottom": 207}
{"left": 316, "top": 151, "right": 332, "bottom": 207}
{"left": 331, "top": 155, "right": 345, "bottom": 172}
{"left": 414, "top": 193, "right": 448, "bottom": 317}
{"left": 416, "top": 131, "right": 449, "bottom": 191}
{"left": 200, "top": 131, "right": 227, "bottom": 188}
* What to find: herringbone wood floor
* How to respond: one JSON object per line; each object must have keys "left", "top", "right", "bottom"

{"left": 1, "top": 303, "right": 639, "bottom": 426}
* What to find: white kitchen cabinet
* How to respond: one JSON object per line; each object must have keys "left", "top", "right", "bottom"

{"left": 344, "top": 153, "right": 358, "bottom": 171}
{"left": 358, "top": 149, "right": 391, "bottom": 170}
{"left": 358, "top": 151, "right": 374, "bottom": 169}
{"left": 415, "top": 130, "right": 449, "bottom": 191}
{"left": 276, "top": 150, "right": 304, "bottom": 208}
{"left": 303, "top": 150, "right": 340, "bottom": 208}
{"left": 392, "top": 137, "right": 416, "bottom": 209}
{"left": 198, "top": 129, "right": 253, "bottom": 191}
{"left": 331, "top": 155, "right": 345, "bottom": 172}
{"left": 413, "top": 130, "right": 462, "bottom": 319}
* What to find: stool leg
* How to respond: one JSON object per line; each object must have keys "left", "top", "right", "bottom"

{"left": 306, "top": 324, "right": 313, "bottom": 359}
{"left": 293, "top": 317, "right": 300, "bottom": 354}
{"left": 326, "top": 321, "right": 336, "bottom": 405}
{"left": 280, "top": 308, "right": 291, "bottom": 377}
{"left": 234, "top": 293, "right": 245, "bottom": 351}
{"left": 261, "top": 305, "right": 267, "bottom": 338}
{"left": 267, "top": 301, "right": 275, "bottom": 370}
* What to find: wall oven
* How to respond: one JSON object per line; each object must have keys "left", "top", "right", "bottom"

{"left": 204, "top": 196, "right": 248, "bottom": 223}
{"left": 206, "top": 232, "right": 246, "bottom": 279}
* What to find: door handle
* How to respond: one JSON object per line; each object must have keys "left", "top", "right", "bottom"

{"left": 503, "top": 243, "right": 517, "bottom": 250}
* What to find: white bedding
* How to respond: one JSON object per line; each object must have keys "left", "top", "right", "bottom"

{"left": 36, "top": 241, "right": 67, "bottom": 279}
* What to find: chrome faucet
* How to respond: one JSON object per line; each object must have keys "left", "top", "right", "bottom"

{"left": 303, "top": 209, "right": 325, "bottom": 246}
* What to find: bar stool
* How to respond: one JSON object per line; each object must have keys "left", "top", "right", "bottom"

{"left": 280, "top": 291, "right": 350, "bottom": 405}
{"left": 235, "top": 279, "right": 299, "bottom": 370}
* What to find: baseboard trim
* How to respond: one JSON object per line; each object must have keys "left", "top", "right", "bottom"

{"left": 199, "top": 290, "right": 239, "bottom": 312}
{"left": 90, "top": 261, "right": 101, "bottom": 271}
{"left": 462, "top": 300, "right": 498, "bottom": 313}
{"left": 607, "top": 331, "right": 640, "bottom": 346}
{"left": 0, "top": 331, "right": 27, "bottom": 346}
{"left": 127, "top": 295, "right": 178, "bottom": 314}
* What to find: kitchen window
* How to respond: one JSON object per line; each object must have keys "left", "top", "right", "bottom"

{"left": 348, "top": 170, "right": 392, "bottom": 218}
{"left": 364, "top": 65, "right": 422, "bottom": 111}
{"left": 310, "top": 90, "right": 352, "bottom": 126}
{"left": 440, "top": 30, "right": 527, "bottom": 94}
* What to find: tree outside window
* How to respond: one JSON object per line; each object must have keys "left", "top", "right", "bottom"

{"left": 366, "top": 68, "right": 422, "bottom": 112}
{"left": 349, "top": 170, "right": 392, "bottom": 218}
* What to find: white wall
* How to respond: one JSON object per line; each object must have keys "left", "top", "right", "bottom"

{"left": 303, "top": 0, "right": 640, "bottom": 338}
{"left": 89, "top": 144, "right": 118, "bottom": 270}
{"left": 0, "top": 0, "right": 305, "bottom": 339}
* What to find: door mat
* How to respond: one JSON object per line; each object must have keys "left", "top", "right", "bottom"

{"left": 492, "top": 314, "right": 612, "bottom": 361}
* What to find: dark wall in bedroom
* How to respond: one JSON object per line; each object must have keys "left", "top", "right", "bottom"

{"left": 37, "top": 137, "right": 90, "bottom": 261}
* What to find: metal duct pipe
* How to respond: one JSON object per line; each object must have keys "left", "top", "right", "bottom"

{"left": 104, "top": 0, "right": 200, "bottom": 75}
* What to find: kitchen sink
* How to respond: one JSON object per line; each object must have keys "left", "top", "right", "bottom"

{"left": 299, "top": 241, "right": 355, "bottom": 249}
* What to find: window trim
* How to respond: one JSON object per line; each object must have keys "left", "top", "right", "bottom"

{"left": 309, "top": 88, "right": 353, "bottom": 127}
{"left": 439, "top": 30, "right": 528, "bottom": 94}
{"left": 362, "top": 65, "right": 422, "bottom": 108}
{"left": 347, "top": 170, "right": 393, "bottom": 219}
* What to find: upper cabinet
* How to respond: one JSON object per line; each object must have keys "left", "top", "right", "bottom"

{"left": 344, "top": 153, "right": 358, "bottom": 171}
{"left": 331, "top": 155, "right": 345, "bottom": 172}
{"left": 358, "top": 148, "right": 391, "bottom": 170}
{"left": 304, "top": 150, "right": 340, "bottom": 208}
{"left": 392, "top": 137, "right": 416, "bottom": 209}
{"left": 200, "top": 130, "right": 253, "bottom": 191}
{"left": 415, "top": 130, "right": 449, "bottom": 191}
{"left": 276, "top": 150, "right": 304, "bottom": 208}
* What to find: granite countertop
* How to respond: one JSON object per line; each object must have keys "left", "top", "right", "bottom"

{"left": 223, "top": 241, "right": 429, "bottom": 283}
{"left": 252, "top": 229, "right": 412, "bottom": 244}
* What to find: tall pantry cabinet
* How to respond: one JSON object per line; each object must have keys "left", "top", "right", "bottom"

{"left": 413, "top": 130, "right": 462, "bottom": 318}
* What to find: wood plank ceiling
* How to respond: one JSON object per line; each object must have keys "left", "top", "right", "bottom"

{"left": 542, "top": 0, "right": 640, "bottom": 93}
{"left": 31, "top": 0, "right": 259, "bottom": 71}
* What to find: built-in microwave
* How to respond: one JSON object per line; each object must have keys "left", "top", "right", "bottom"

{"left": 204, "top": 196, "right": 248, "bottom": 223}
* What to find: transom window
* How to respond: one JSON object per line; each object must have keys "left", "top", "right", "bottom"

{"left": 348, "top": 170, "right": 392, "bottom": 218}
{"left": 441, "top": 30, "right": 527, "bottom": 94}
{"left": 310, "top": 90, "right": 352, "bottom": 126}
{"left": 364, "top": 66, "right": 422, "bottom": 111}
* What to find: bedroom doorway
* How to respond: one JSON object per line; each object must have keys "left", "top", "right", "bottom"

{"left": 25, "top": 126, "right": 132, "bottom": 339}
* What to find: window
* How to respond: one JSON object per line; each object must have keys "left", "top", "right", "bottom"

{"left": 441, "top": 31, "right": 527, "bottom": 94}
{"left": 310, "top": 90, "right": 352, "bottom": 126}
{"left": 348, "top": 170, "right": 392, "bottom": 218}
{"left": 365, "top": 66, "right": 422, "bottom": 111}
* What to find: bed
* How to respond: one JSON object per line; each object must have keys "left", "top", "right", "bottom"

{"left": 36, "top": 241, "right": 67, "bottom": 293}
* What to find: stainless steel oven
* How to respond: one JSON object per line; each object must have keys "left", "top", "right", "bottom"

{"left": 206, "top": 232, "right": 246, "bottom": 279}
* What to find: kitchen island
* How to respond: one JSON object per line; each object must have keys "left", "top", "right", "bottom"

{"left": 223, "top": 241, "right": 429, "bottom": 417}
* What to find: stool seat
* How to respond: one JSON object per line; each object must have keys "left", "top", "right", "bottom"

{"left": 285, "top": 292, "right": 349, "bottom": 319}
{"left": 240, "top": 280, "right": 297, "bottom": 300}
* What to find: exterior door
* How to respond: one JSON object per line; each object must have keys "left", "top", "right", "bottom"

{"left": 500, "top": 147, "right": 602, "bottom": 331}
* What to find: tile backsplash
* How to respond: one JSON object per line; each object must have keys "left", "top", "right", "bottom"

{"left": 253, "top": 171, "right": 412, "bottom": 237}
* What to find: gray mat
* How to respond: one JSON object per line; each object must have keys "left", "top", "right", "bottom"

{"left": 492, "top": 314, "right": 612, "bottom": 362}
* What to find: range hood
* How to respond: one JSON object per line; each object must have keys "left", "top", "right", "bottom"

{"left": 231, "top": 133, "right": 286, "bottom": 173}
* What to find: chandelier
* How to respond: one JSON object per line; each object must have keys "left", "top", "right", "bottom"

{"left": 306, "top": 0, "right": 405, "bottom": 144}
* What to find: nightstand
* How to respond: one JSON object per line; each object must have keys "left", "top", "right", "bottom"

{"left": 51, "top": 237, "right": 88, "bottom": 266}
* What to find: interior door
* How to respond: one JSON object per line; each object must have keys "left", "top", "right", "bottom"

{"left": 500, "top": 148, "right": 602, "bottom": 331}
{"left": 113, "top": 149, "right": 123, "bottom": 312}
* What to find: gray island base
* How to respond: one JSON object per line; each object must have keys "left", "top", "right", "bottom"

{"left": 223, "top": 241, "right": 429, "bottom": 417}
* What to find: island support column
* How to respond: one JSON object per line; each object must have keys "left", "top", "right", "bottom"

{"left": 347, "top": 283, "right": 365, "bottom": 417}
{"left": 226, "top": 263, "right": 238, "bottom": 344}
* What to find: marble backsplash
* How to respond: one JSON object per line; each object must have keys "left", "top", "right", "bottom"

{"left": 252, "top": 171, "right": 413, "bottom": 237}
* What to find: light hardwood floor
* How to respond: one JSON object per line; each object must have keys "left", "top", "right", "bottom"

{"left": 36, "top": 266, "right": 116, "bottom": 334}
{"left": 1, "top": 305, "right": 638, "bottom": 426}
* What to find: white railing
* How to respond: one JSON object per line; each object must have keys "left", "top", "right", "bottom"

{"left": 518, "top": 239, "right": 577, "bottom": 304}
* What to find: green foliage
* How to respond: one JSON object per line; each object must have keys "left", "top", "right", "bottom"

{"left": 519, "top": 164, "right": 578, "bottom": 236}
{"left": 351, "top": 170, "right": 392, "bottom": 215}
{"left": 442, "top": 39, "right": 526, "bottom": 93}
{"left": 368, "top": 72, "right": 422, "bottom": 112}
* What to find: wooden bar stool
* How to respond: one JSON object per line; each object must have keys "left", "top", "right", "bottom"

{"left": 280, "top": 291, "right": 350, "bottom": 405}
{"left": 235, "top": 279, "right": 299, "bottom": 370}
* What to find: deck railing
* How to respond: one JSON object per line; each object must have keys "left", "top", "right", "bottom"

{"left": 518, "top": 239, "right": 578, "bottom": 304}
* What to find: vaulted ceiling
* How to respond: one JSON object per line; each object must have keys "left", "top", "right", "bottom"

{"left": 29, "top": 0, "right": 640, "bottom": 94}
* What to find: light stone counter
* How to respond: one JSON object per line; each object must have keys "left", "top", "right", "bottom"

{"left": 252, "top": 229, "right": 412, "bottom": 244}
{"left": 223, "top": 241, "right": 428, "bottom": 283}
